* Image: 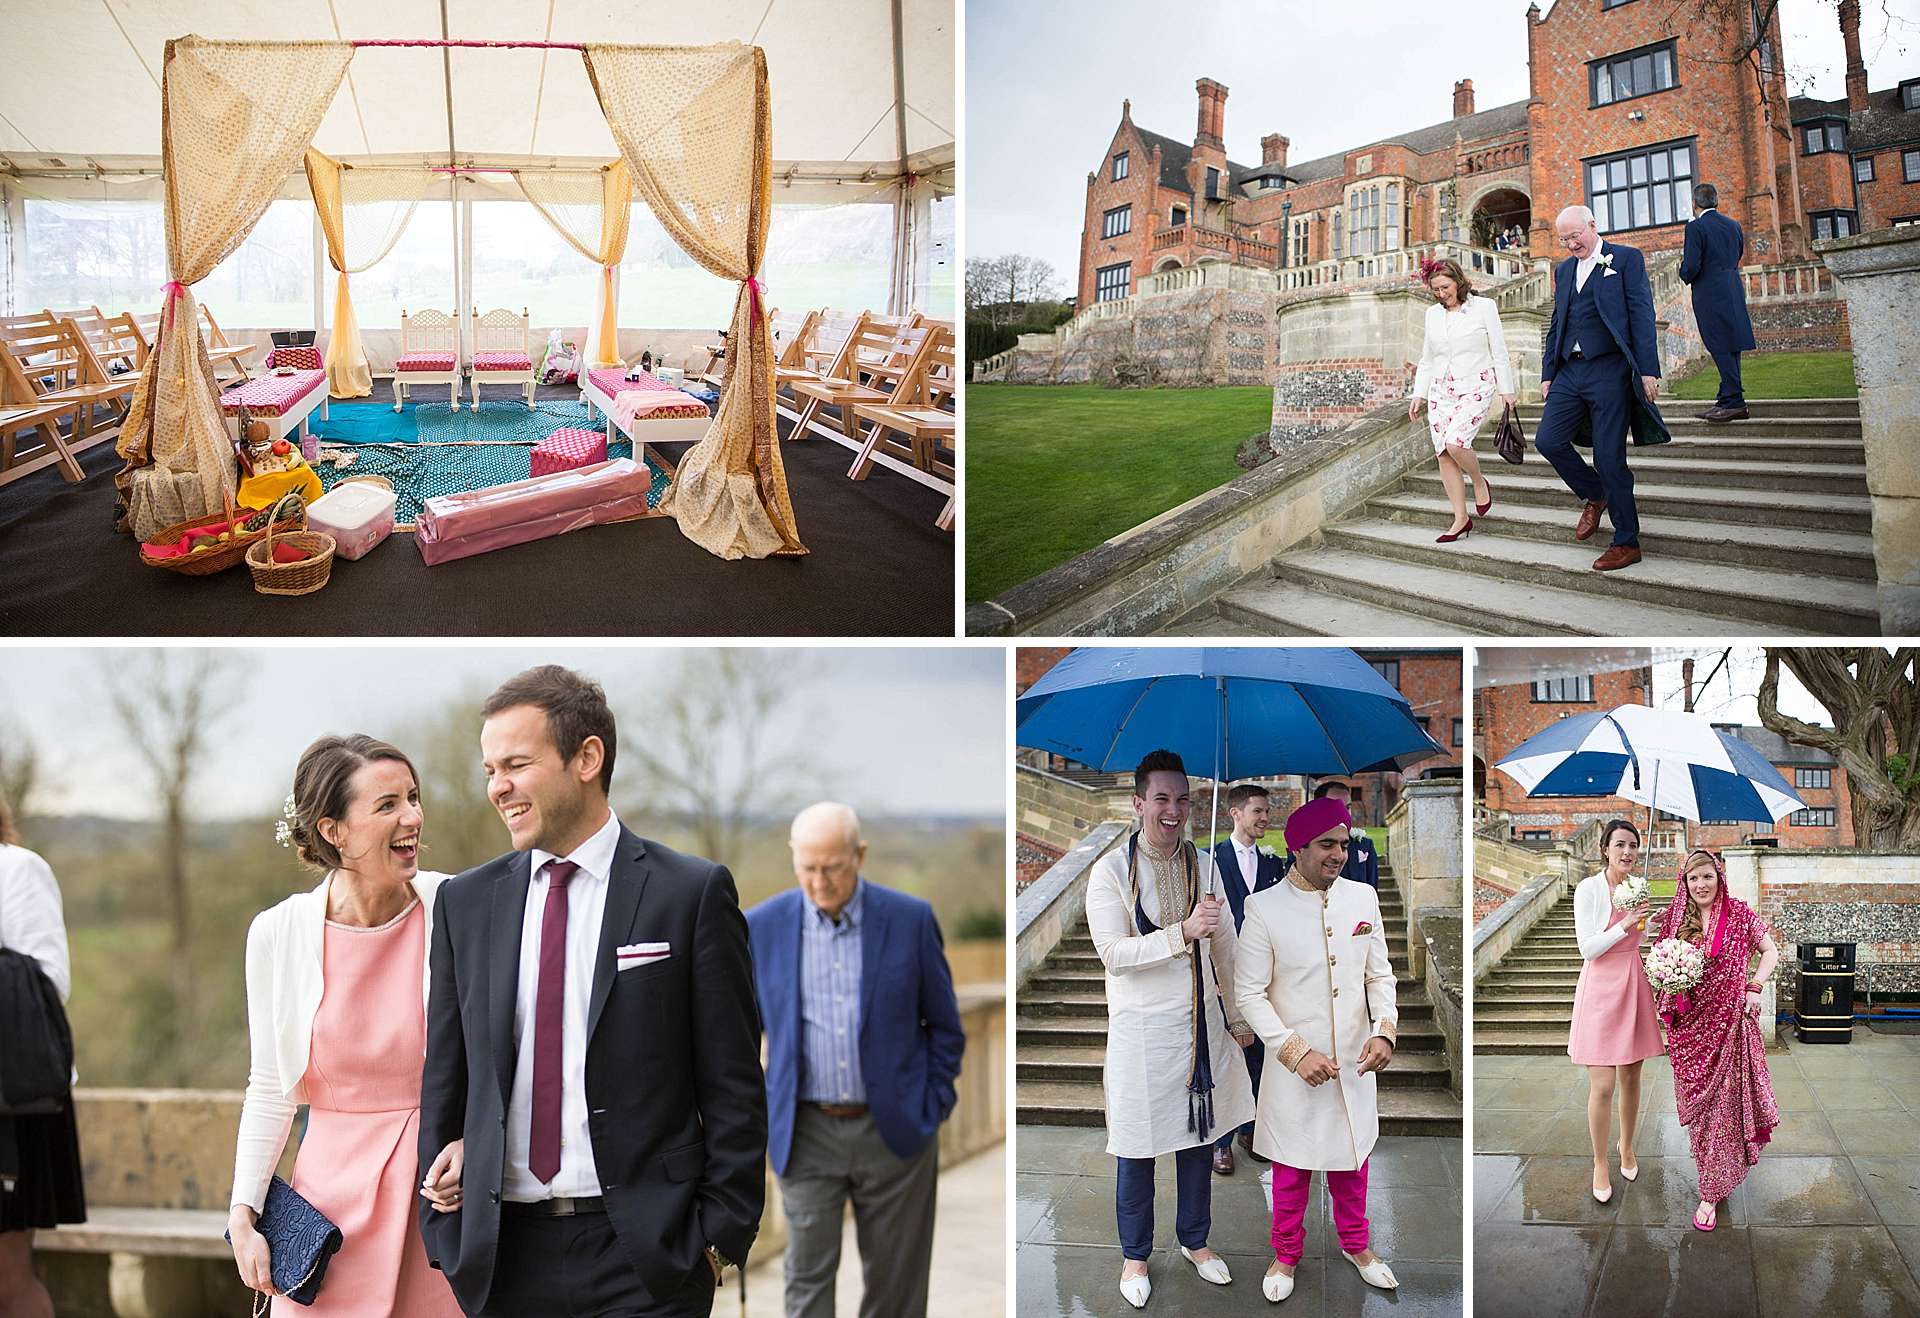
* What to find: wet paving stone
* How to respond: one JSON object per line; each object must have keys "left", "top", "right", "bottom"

{"left": 1471, "top": 1223, "right": 1612, "bottom": 1318}
{"left": 1730, "top": 1155, "right": 1880, "bottom": 1225}
{"left": 1589, "top": 1224, "right": 1759, "bottom": 1317}
{"left": 1747, "top": 1224, "right": 1920, "bottom": 1318}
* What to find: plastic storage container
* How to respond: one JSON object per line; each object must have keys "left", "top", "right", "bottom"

{"left": 306, "top": 479, "right": 397, "bottom": 561}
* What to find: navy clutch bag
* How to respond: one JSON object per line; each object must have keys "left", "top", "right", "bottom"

{"left": 225, "top": 1176, "right": 342, "bottom": 1309}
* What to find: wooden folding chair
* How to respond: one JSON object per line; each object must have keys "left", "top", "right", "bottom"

{"left": 198, "top": 304, "right": 256, "bottom": 382}
{"left": 0, "top": 399, "right": 80, "bottom": 488}
{"left": 776, "top": 311, "right": 867, "bottom": 420}
{"left": 849, "top": 324, "right": 955, "bottom": 528}
{"left": 0, "top": 314, "right": 128, "bottom": 486}
{"left": 787, "top": 320, "right": 931, "bottom": 444}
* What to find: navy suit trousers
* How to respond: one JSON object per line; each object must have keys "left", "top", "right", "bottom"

{"left": 1116, "top": 1145, "right": 1212, "bottom": 1260}
{"left": 1708, "top": 343, "right": 1745, "bottom": 408}
{"left": 1536, "top": 353, "right": 1640, "bottom": 547}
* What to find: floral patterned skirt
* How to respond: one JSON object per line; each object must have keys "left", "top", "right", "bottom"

{"left": 1426, "top": 368, "right": 1497, "bottom": 455}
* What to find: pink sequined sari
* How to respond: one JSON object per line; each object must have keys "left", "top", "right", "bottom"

{"left": 1653, "top": 855, "right": 1779, "bottom": 1203}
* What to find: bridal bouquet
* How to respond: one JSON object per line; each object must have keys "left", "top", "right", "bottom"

{"left": 1609, "top": 875, "right": 1649, "bottom": 911}
{"left": 1644, "top": 938, "right": 1706, "bottom": 994}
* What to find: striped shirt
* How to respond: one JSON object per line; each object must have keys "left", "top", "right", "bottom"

{"left": 798, "top": 879, "right": 865, "bottom": 1104}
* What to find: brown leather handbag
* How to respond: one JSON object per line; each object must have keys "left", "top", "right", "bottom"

{"left": 1493, "top": 401, "right": 1526, "bottom": 465}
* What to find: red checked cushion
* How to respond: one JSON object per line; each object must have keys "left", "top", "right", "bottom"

{"left": 394, "top": 352, "right": 458, "bottom": 371}
{"left": 530, "top": 426, "right": 609, "bottom": 478}
{"left": 221, "top": 369, "right": 325, "bottom": 417}
{"left": 266, "top": 346, "right": 323, "bottom": 371}
{"left": 473, "top": 351, "right": 533, "bottom": 371}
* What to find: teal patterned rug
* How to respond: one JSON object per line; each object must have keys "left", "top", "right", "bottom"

{"left": 306, "top": 399, "right": 669, "bottom": 525}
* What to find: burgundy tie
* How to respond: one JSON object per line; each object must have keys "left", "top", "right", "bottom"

{"left": 529, "top": 858, "right": 578, "bottom": 1184}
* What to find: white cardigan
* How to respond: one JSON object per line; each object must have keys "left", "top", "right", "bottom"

{"left": 1411, "top": 293, "right": 1515, "bottom": 399}
{"left": 0, "top": 844, "right": 70, "bottom": 1004}
{"left": 230, "top": 871, "right": 447, "bottom": 1212}
{"left": 1573, "top": 872, "right": 1634, "bottom": 961}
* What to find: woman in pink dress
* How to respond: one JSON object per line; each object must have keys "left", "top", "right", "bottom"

{"left": 1653, "top": 849, "right": 1780, "bottom": 1232}
{"left": 227, "top": 735, "right": 464, "bottom": 1317}
{"left": 1567, "top": 819, "right": 1662, "bottom": 1204}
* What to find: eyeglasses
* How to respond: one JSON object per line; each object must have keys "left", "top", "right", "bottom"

{"left": 1558, "top": 234, "right": 1592, "bottom": 248}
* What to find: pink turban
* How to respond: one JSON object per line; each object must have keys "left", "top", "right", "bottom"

{"left": 1285, "top": 796, "right": 1353, "bottom": 851}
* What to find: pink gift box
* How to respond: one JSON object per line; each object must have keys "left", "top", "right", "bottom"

{"left": 530, "top": 427, "right": 609, "bottom": 478}
{"left": 414, "top": 458, "right": 653, "bottom": 565}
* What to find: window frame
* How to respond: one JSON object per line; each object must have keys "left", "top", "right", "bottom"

{"left": 1102, "top": 204, "right": 1132, "bottom": 239}
{"left": 1112, "top": 152, "right": 1129, "bottom": 182}
{"left": 1905, "top": 148, "right": 1920, "bottom": 184}
{"left": 1795, "top": 766, "right": 1832, "bottom": 790}
{"left": 1451, "top": 718, "right": 1464, "bottom": 748}
{"left": 1368, "top": 659, "right": 1401, "bottom": 689}
{"left": 1857, "top": 155, "right": 1876, "bottom": 183}
{"left": 1790, "top": 806, "right": 1837, "bottom": 828}
{"left": 1170, "top": 204, "right": 1188, "bottom": 228}
{"left": 1800, "top": 117, "right": 1849, "bottom": 156}
{"left": 1602, "top": 0, "right": 1638, "bottom": 8}
{"left": 1588, "top": 39, "right": 1680, "bottom": 109}
{"left": 1808, "top": 209, "right": 1859, "bottom": 241}
{"left": 1093, "top": 261, "right": 1131, "bottom": 303}
{"left": 1205, "top": 166, "right": 1221, "bottom": 199}
{"left": 1530, "top": 675, "right": 1597, "bottom": 703}
{"left": 1584, "top": 137, "right": 1696, "bottom": 235}
{"left": 1901, "top": 79, "right": 1920, "bottom": 112}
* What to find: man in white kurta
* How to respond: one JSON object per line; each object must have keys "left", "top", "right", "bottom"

{"left": 1235, "top": 796, "right": 1400, "bottom": 1300}
{"left": 1086, "top": 750, "right": 1255, "bottom": 1309}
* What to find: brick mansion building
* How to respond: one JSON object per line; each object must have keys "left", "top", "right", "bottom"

{"left": 1077, "top": 0, "right": 1920, "bottom": 307}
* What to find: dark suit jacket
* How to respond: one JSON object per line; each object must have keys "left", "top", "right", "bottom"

{"left": 1210, "top": 839, "right": 1282, "bottom": 934}
{"left": 1342, "top": 832, "right": 1380, "bottom": 888}
{"left": 1679, "top": 209, "right": 1757, "bottom": 353}
{"left": 418, "top": 827, "right": 767, "bottom": 1313}
{"left": 1541, "top": 239, "right": 1661, "bottom": 383}
{"left": 746, "top": 881, "right": 965, "bottom": 1178}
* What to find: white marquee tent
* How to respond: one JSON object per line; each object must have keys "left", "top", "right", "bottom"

{"left": 0, "top": 0, "right": 956, "bottom": 330}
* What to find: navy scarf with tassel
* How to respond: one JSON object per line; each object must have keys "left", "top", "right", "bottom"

{"left": 1126, "top": 832, "right": 1216, "bottom": 1142}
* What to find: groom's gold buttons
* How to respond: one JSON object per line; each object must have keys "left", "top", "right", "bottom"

{"left": 1332, "top": 988, "right": 1340, "bottom": 997}
{"left": 1329, "top": 955, "right": 1337, "bottom": 966}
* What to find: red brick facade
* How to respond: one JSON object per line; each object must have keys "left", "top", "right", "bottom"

{"left": 1075, "top": 5, "right": 1917, "bottom": 297}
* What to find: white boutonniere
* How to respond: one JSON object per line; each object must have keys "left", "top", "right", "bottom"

{"left": 1258, "top": 845, "right": 1278, "bottom": 859}
{"left": 1598, "top": 251, "right": 1618, "bottom": 276}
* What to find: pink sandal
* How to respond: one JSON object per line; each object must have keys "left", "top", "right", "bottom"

{"left": 1692, "top": 1202, "right": 1717, "bottom": 1232}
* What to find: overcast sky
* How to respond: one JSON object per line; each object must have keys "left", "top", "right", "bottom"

{"left": 3, "top": 645, "right": 1007, "bottom": 821}
{"left": 966, "top": 0, "right": 1916, "bottom": 282}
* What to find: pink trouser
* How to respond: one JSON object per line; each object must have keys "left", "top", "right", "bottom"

{"left": 1269, "top": 1159, "right": 1370, "bottom": 1264}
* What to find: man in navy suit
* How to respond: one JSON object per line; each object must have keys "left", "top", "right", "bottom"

{"left": 1537, "top": 204, "right": 1663, "bottom": 572}
{"left": 1209, "top": 783, "right": 1283, "bottom": 1175}
{"left": 1310, "top": 782, "right": 1380, "bottom": 887}
{"left": 1679, "top": 183, "right": 1757, "bottom": 423}
{"left": 745, "top": 802, "right": 965, "bottom": 1318}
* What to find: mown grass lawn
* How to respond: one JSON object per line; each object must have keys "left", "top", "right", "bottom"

{"left": 966, "top": 384, "right": 1271, "bottom": 602}
{"left": 1667, "top": 350, "right": 1856, "bottom": 400}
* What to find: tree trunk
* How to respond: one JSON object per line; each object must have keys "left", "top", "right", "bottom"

{"left": 1759, "top": 648, "right": 1920, "bottom": 849}
{"left": 164, "top": 790, "right": 195, "bottom": 1022}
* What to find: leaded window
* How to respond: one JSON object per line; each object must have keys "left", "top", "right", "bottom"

{"left": 1796, "top": 767, "right": 1832, "bottom": 789}
{"left": 1112, "top": 152, "right": 1129, "bottom": 182}
{"left": 1591, "top": 41, "right": 1678, "bottom": 107}
{"left": 1790, "top": 807, "right": 1837, "bottom": 827}
{"left": 1857, "top": 156, "right": 1876, "bottom": 183}
{"left": 1094, "top": 262, "right": 1130, "bottom": 302}
{"left": 1809, "top": 210, "right": 1857, "bottom": 240}
{"left": 1802, "top": 120, "right": 1847, "bottom": 155}
{"left": 1585, "top": 139, "right": 1694, "bottom": 234}
{"left": 1530, "top": 675, "right": 1596, "bottom": 703}
{"left": 1102, "top": 205, "right": 1131, "bottom": 239}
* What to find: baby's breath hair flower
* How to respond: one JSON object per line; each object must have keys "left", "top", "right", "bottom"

{"left": 276, "top": 793, "right": 299, "bottom": 848}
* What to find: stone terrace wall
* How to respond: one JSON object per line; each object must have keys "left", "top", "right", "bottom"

{"left": 1750, "top": 297, "right": 1851, "bottom": 353}
{"left": 1725, "top": 848, "right": 1920, "bottom": 1006}
{"left": 1016, "top": 764, "right": 1130, "bottom": 852}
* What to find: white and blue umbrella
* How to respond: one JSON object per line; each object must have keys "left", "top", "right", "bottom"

{"left": 1495, "top": 703, "right": 1805, "bottom": 825}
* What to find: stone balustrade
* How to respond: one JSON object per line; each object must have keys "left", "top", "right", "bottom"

{"left": 1742, "top": 259, "right": 1836, "bottom": 302}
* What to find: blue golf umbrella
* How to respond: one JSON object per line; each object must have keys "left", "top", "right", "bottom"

{"left": 1017, "top": 647, "right": 1445, "bottom": 886}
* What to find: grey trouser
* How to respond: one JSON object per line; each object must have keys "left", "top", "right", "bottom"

{"left": 777, "top": 1105, "right": 938, "bottom": 1318}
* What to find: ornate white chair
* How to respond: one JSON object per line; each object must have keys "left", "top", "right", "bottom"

{"left": 468, "top": 306, "right": 536, "bottom": 411}
{"left": 391, "top": 309, "right": 461, "bottom": 412}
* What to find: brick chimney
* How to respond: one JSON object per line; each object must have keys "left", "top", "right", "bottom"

{"left": 1261, "top": 134, "right": 1289, "bottom": 168}
{"left": 1194, "top": 78, "right": 1228, "bottom": 149}
{"left": 1453, "top": 78, "right": 1475, "bottom": 118}
{"left": 1838, "top": 0, "right": 1869, "bottom": 114}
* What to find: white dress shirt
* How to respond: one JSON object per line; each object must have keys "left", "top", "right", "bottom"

{"left": 1230, "top": 836, "right": 1260, "bottom": 900}
{"left": 504, "top": 808, "right": 623, "bottom": 1201}
{"left": 0, "top": 843, "right": 70, "bottom": 1003}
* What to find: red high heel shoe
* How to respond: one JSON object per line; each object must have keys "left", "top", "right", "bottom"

{"left": 1436, "top": 517, "right": 1473, "bottom": 544}
{"left": 1475, "top": 485, "right": 1493, "bottom": 516}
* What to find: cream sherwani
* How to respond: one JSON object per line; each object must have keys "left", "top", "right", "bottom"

{"left": 1235, "top": 876, "right": 1398, "bottom": 1171}
{"left": 1087, "top": 840, "right": 1255, "bottom": 1159}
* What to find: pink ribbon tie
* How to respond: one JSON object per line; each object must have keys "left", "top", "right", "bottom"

{"left": 746, "top": 276, "right": 765, "bottom": 328}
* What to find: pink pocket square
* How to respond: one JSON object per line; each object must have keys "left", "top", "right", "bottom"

{"left": 1351, "top": 921, "right": 1374, "bottom": 936}
{"left": 616, "top": 941, "right": 671, "bottom": 969}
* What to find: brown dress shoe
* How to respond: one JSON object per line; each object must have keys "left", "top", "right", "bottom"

{"left": 1213, "top": 1144, "right": 1235, "bottom": 1176}
{"left": 1593, "top": 544, "right": 1643, "bottom": 571}
{"left": 1238, "top": 1128, "right": 1270, "bottom": 1163}
{"left": 1704, "top": 406, "right": 1750, "bottom": 422}
{"left": 1575, "top": 499, "right": 1608, "bottom": 541}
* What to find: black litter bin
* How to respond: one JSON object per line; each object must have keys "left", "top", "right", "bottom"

{"left": 1794, "top": 941, "right": 1855, "bottom": 1044}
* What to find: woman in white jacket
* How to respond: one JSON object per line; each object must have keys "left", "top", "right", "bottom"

{"left": 226, "top": 735, "right": 463, "bottom": 1316}
{"left": 1408, "top": 257, "right": 1516, "bottom": 543}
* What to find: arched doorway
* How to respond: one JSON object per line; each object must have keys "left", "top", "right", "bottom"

{"left": 1471, "top": 186, "right": 1530, "bottom": 249}
{"left": 1154, "top": 256, "right": 1184, "bottom": 272}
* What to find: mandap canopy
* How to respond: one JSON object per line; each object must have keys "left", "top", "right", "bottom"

{"left": 1, "top": 4, "right": 952, "bottom": 562}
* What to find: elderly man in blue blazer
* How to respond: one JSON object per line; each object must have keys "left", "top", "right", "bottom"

{"left": 746, "top": 802, "right": 965, "bottom": 1318}
{"left": 1537, "top": 204, "right": 1662, "bottom": 573}
{"left": 1679, "top": 182, "right": 1757, "bottom": 423}
{"left": 1209, "top": 783, "right": 1284, "bottom": 1176}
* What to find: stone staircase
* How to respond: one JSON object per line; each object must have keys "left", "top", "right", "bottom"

{"left": 1184, "top": 397, "right": 1876, "bottom": 637}
{"left": 1016, "top": 869, "right": 1462, "bottom": 1135}
{"left": 1474, "top": 897, "right": 1582, "bottom": 1055}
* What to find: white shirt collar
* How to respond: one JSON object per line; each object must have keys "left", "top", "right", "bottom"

{"left": 1578, "top": 236, "right": 1606, "bottom": 271}
{"left": 531, "top": 808, "right": 622, "bottom": 885}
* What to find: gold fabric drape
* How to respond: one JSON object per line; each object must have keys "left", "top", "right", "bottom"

{"left": 306, "top": 149, "right": 435, "bottom": 398}
{"left": 118, "top": 37, "right": 352, "bottom": 539}
{"left": 515, "top": 161, "right": 633, "bottom": 370}
{"left": 583, "top": 43, "right": 804, "bottom": 559}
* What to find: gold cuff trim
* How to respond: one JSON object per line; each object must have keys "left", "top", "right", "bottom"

{"left": 1276, "top": 1034, "right": 1312, "bottom": 1073}
{"left": 1372, "top": 1020, "right": 1398, "bottom": 1047}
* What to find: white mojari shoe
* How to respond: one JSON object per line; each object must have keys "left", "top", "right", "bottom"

{"left": 1181, "top": 1246, "right": 1232, "bottom": 1285}
{"left": 1263, "top": 1265, "right": 1295, "bottom": 1302}
{"left": 1119, "top": 1270, "right": 1151, "bottom": 1308}
{"left": 1344, "top": 1252, "right": 1399, "bottom": 1290}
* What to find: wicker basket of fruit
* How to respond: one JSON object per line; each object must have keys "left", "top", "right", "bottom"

{"left": 140, "top": 489, "right": 305, "bottom": 576}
